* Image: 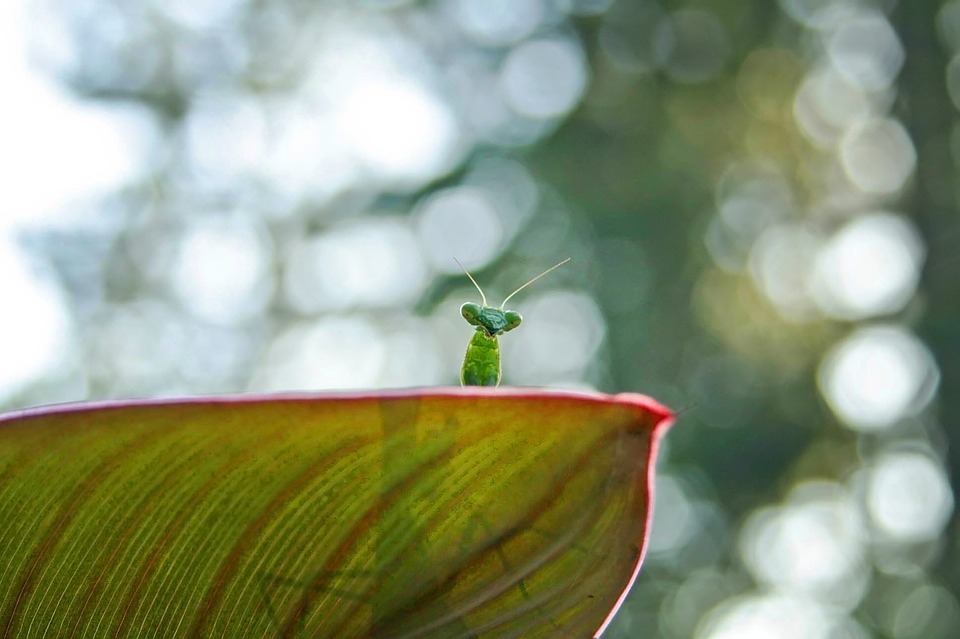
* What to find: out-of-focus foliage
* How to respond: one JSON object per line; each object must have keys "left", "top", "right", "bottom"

{"left": 1, "top": 0, "right": 958, "bottom": 636}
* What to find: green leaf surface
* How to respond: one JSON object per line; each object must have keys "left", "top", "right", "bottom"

{"left": 0, "top": 388, "right": 673, "bottom": 638}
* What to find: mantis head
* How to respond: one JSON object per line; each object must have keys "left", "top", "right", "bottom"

{"left": 461, "top": 304, "right": 522, "bottom": 337}
{"left": 456, "top": 257, "right": 569, "bottom": 337}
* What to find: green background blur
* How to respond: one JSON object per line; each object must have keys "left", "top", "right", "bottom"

{"left": 2, "top": 0, "right": 958, "bottom": 636}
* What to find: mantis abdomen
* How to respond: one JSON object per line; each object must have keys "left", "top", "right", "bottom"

{"left": 460, "top": 329, "right": 501, "bottom": 387}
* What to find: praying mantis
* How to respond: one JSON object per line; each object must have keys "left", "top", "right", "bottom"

{"left": 457, "top": 258, "right": 570, "bottom": 387}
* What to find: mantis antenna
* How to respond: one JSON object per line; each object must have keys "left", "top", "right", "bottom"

{"left": 453, "top": 257, "right": 488, "bottom": 307}
{"left": 500, "top": 258, "right": 571, "bottom": 308}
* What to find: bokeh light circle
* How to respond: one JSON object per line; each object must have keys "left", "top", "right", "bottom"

{"left": 812, "top": 212, "right": 925, "bottom": 320}
{"left": 446, "top": 0, "right": 544, "bottom": 46}
{"left": 739, "top": 482, "right": 868, "bottom": 607}
{"left": 500, "top": 37, "right": 589, "bottom": 120}
{"left": 840, "top": 118, "right": 916, "bottom": 195}
{"left": 284, "top": 220, "right": 427, "bottom": 313}
{"left": 867, "top": 451, "right": 954, "bottom": 544}
{"left": 417, "top": 186, "right": 505, "bottom": 272}
{"left": 698, "top": 592, "right": 867, "bottom": 639}
{"left": 818, "top": 326, "right": 939, "bottom": 431}
{"left": 655, "top": 9, "right": 731, "bottom": 84}
{"left": 170, "top": 218, "right": 274, "bottom": 325}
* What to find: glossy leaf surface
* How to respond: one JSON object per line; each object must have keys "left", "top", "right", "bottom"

{"left": 0, "top": 388, "right": 673, "bottom": 638}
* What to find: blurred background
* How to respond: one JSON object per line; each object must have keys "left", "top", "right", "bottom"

{"left": 1, "top": 0, "right": 958, "bottom": 636}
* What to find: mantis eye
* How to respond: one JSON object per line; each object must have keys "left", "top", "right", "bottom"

{"left": 461, "top": 303, "right": 483, "bottom": 326}
{"left": 503, "top": 310, "right": 522, "bottom": 332}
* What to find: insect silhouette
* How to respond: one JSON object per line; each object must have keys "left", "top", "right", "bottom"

{"left": 457, "top": 257, "right": 570, "bottom": 387}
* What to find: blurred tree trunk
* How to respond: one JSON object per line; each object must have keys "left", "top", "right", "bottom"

{"left": 895, "top": 1, "right": 960, "bottom": 589}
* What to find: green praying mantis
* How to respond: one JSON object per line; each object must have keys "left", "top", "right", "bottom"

{"left": 457, "top": 257, "right": 570, "bottom": 387}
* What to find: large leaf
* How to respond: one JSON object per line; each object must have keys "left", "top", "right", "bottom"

{"left": 0, "top": 388, "right": 673, "bottom": 638}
